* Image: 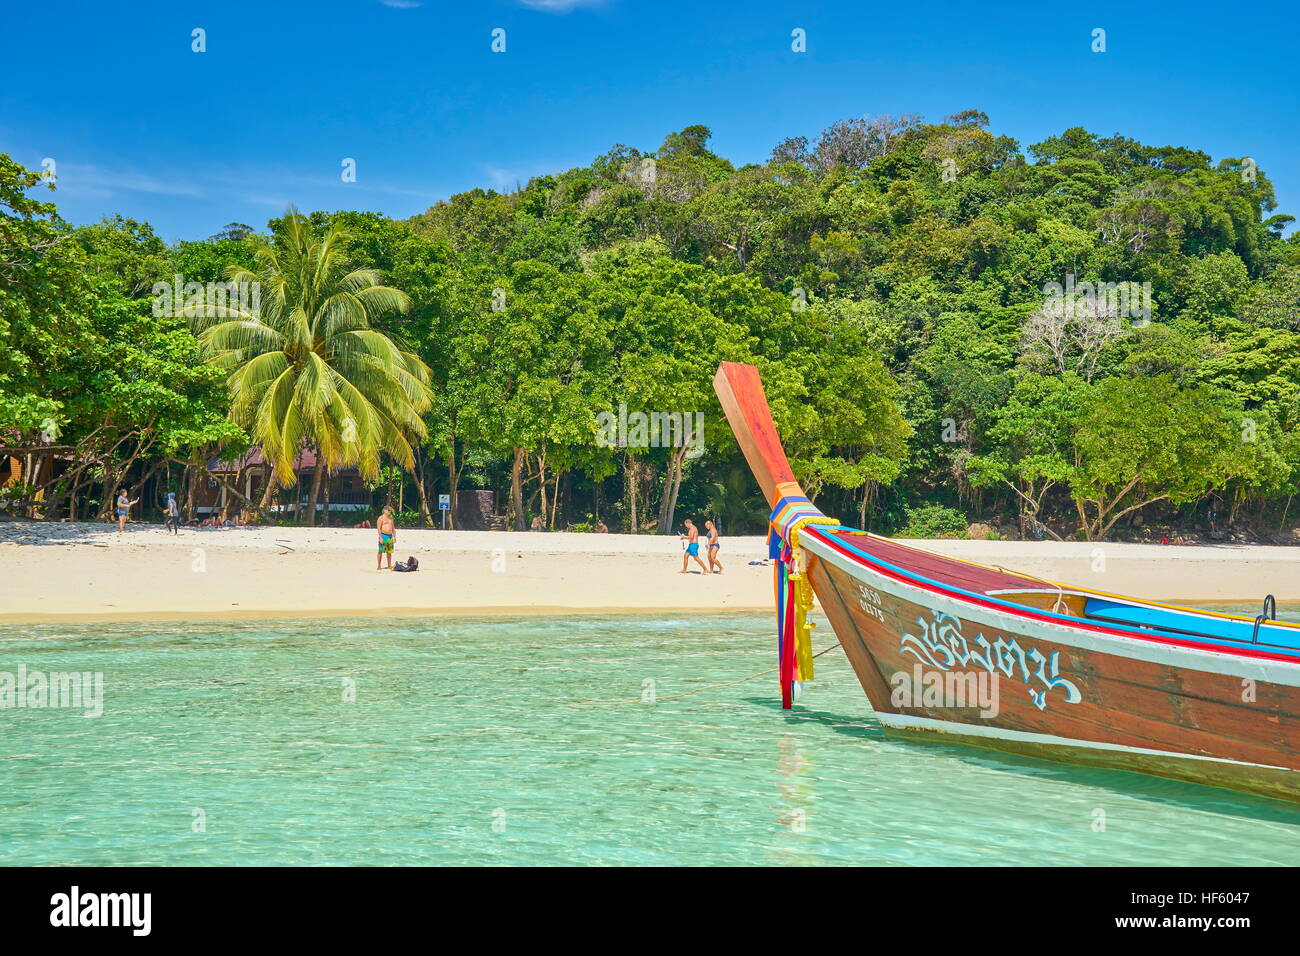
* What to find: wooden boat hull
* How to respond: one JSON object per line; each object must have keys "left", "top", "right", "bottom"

{"left": 805, "top": 533, "right": 1300, "bottom": 803}
{"left": 712, "top": 360, "right": 1300, "bottom": 803}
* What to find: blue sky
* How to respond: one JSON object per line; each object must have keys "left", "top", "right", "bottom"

{"left": 3, "top": 0, "right": 1297, "bottom": 241}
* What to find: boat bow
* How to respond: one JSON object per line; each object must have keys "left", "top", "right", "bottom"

{"left": 713, "top": 361, "right": 1300, "bottom": 803}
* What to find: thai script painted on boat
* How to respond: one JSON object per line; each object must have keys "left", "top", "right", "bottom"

{"left": 899, "top": 611, "right": 1082, "bottom": 711}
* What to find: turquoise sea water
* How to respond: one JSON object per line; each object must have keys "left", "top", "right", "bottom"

{"left": 1, "top": 611, "right": 1298, "bottom": 866}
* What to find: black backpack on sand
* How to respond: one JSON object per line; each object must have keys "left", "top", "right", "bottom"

{"left": 394, "top": 555, "right": 419, "bottom": 572}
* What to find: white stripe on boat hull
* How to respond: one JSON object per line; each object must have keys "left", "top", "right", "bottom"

{"left": 874, "top": 712, "right": 1293, "bottom": 772}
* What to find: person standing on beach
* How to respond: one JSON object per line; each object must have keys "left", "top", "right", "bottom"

{"left": 115, "top": 487, "right": 139, "bottom": 534}
{"left": 164, "top": 492, "right": 180, "bottom": 534}
{"left": 377, "top": 505, "right": 396, "bottom": 571}
{"left": 704, "top": 519, "right": 723, "bottom": 574}
{"left": 680, "top": 519, "right": 710, "bottom": 574}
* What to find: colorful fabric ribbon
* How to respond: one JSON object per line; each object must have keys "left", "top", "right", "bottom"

{"left": 767, "top": 488, "right": 839, "bottom": 709}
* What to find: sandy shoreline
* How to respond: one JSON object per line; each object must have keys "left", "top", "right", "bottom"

{"left": 2, "top": 521, "right": 1299, "bottom": 624}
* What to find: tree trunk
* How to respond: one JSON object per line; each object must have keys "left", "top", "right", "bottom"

{"left": 207, "top": 471, "right": 258, "bottom": 513}
{"left": 446, "top": 448, "right": 458, "bottom": 530}
{"left": 510, "top": 447, "right": 526, "bottom": 531}
{"left": 134, "top": 459, "right": 167, "bottom": 520}
{"left": 185, "top": 463, "right": 198, "bottom": 523}
{"left": 445, "top": 435, "right": 460, "bottom": 530}
{"left": 858, "top": 480, "right": 877, "bottom": 530}
{"left": 306, "top": 460, "right": 324, "bottom": 526}
{"left": 536, "top": 452, "right": 548, "bottom": 529}
{"left": 625, "top": 454, "right": 638, "bottom": 534}
{"left": 549, "top": 470, "right": 562, "bottom": 530}
{"left": 656, "top": 456, "right": 674, "bottom": 534}
{"left": 258, "top": 472, "right": 276, "bottom": 510}
{"left": 658, "top": 443, "right": 688, "bottom": 534}
{"left": 322, "top": 470, "right": 331, "bottom": 526}
{"left": 413, "top": 450, "right": 432, "bottom": 527}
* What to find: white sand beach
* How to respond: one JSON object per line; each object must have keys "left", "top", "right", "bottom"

{"left": 2, "top": 521, "right": 1299, "bottom": 623}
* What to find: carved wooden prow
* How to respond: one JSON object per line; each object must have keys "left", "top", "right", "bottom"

{"left": 712, "top": 362, "right": 803, "bottom": 508}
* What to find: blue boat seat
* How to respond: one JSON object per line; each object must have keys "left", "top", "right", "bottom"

{"left": 1083, "top": 597, "right": 1300, "bottom": 655}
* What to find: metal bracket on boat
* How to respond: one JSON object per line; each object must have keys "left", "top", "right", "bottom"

{"left": 1252, "top": 593, "right": 1277, "bottom": 644}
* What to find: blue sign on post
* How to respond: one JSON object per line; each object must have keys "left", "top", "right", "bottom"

{"left": 438, "top": 495, "right": 450, "bottom": 511}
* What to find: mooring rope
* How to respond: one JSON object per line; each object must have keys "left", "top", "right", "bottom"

{"left": 993, "top": 564, "right": 1070, "bottom": 614}
{"left": 569, "top": 642, "right": 843, "bottom": 706}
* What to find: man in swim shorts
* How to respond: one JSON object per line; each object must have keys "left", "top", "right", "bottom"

{"left": 377, "top": 505, "right": 396, "bottom": 570}
{"left": 704, "top": 519, "right": 723, "bottom": 574}
{"left": 680, "top": 518, "right": 710, "bottom": 574}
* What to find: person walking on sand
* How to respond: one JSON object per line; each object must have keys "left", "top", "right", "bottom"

{"left": 704, "top": 519, "right": 723, "bottom": 574}
{"left": 680, "top": 518, "right": 710, "bottom": 574}
{"left": 115, "top": 487, "right": 139, "bottom": 534}
{"left": 163, "top": 491, "right": 180, "bottom": 534}
{"left": 377, "top": 505, "right": 396, "bottom": 571}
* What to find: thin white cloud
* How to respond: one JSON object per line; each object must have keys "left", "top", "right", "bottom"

{"left": 378, "top": 0, "right": 422, "bottom": 8}
{"left": 241, "top": 194, "right": 295, "bottom": 209}
{"left": 518, "top": 0, "right": 605, "bottom": 12}
{"left": 480, "top": 165, "right": 522, "bottom": 190}
{"left": 209, "top": 167, "right": 445, "bottom": 204}
{"left": 477, "top": 162, "right": 561, "bottom": 191}
{"left": 52, "top": 163, "right": 206, "bottom": 200}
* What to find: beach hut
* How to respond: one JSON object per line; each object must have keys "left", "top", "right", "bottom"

{"left": 200, "top": 448, "right": 370, "bottom": 518}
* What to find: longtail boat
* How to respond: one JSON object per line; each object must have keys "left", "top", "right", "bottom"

{"left": 713, "top": 361, "right": 1300, "bottom": 803}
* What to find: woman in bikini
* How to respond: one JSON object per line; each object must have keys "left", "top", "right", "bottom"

{"left": 704, "top": 519, "right": 723, "bottom": 574}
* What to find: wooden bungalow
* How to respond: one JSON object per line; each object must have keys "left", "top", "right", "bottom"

{"left": 199, "top": 448, "right": 371, "bottom": 517}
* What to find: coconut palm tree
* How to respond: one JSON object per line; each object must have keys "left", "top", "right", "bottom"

{"left": 187, "top": 210, "right": 433, "bottom": 525}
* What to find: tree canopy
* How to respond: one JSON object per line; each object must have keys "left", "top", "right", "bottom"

{"left": 3, "top": 111, "right": 1299, "bottom": 539}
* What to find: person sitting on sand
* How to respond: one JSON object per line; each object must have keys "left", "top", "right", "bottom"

{"left": 595, "top": 519, "right": 608, "bottom": 534}
{"left": 530, "top": 513, "right": 546, "bottom": 532}
{"left": 116, "top": 488, "right": 139, "bottom": 534}
{"left": 354, "top": 518, "right": 372, "bottom": 529}
{"left": 680, "top": 518, "right": 710, "bottom": 574}
{"left": 377, "top": 505, "right": 396, "bottom": 571}
{"left": 704, "top": 519, "right": 723, "bottom": 574}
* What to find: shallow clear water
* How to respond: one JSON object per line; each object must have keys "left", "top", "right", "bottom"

{"left": 1, "top": 610, "right": 1297, "bottom": 866}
